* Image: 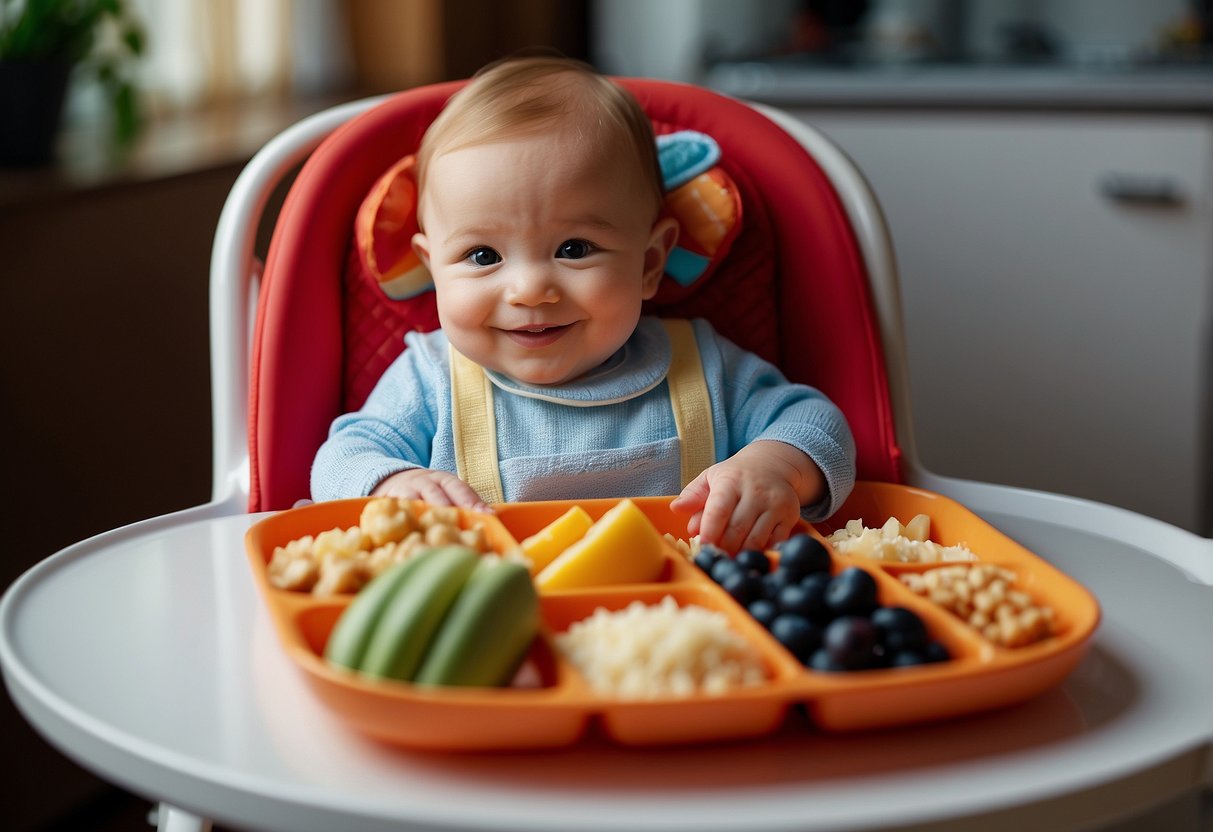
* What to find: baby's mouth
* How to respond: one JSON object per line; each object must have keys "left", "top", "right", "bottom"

{"left": 505, "top": 323, "right": 570, "bottom": 347}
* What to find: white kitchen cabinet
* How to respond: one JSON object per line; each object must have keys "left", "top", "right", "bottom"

{"left": 789, "top": 110, "right": 1213, "bottom": 535}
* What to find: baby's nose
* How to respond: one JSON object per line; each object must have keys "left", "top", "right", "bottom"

{"left": 506, "top": 265, "right": 560, "bottom": 305}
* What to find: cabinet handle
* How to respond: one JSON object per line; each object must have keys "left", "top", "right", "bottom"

{"left": 1099, "top": 174, "right": 1187, "bottom": 207}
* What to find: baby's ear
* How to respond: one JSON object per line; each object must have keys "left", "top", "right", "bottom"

{"left": 641, "top": 216, "right": 681, "bottom": 299}
{"left": 411, "top": 232, "right": 431, "bottom": 270}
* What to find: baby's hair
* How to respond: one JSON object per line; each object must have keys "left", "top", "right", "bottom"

{"left": 415, "top": 56, "right": 664, "bottom": 222}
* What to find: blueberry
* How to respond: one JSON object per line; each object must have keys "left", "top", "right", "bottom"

{"left": 825, "top": 567, "right": 879, "bottom": 617}
{"left": 775, "top": 582, "right": 807, "bottom": 613}
{"left": 887, "top": 650, "right": 928, "bottom": 668}
{"left": 735, "top": 548, "right": 771, "bottom": 575}
{"left": 720, "top": 570, "right": 765, "bottom": 606}
{"left": 775, "top": 533, "right": 832, "bottom": 579}
{"left": 867, "top": 648, "right": 892, "bottom": 669}
{"left": 923, "top": 640, "right": 951, "bottom": 663}
{"left": 871, "top": 606, "right": 929, "bottom": 653}
{"left": 693, "top": 547, "right": 721, "bottom": 574}
{"left": 798, "top": 572, "right": 834, "bottom": 623}
{"left": 762, "top": 567, "right": 792, "bottom": 599}
{"left": 770, "top": 614, "right": 822, "bottom": 663}
{"left": 776, "top": 583, "right": 818, "bottom": 619}
{"left": 823, "top": 615, "right": 879, "bottom": 670}
{"left": 710, "top": 557, "right": 744, "bottom": 585}
{"left": 747, "top": 598, "right": 779, "bottom": 629}
{"left": 808, "top": 648, "right": 845, "bottom": 672}
{"left": 800, "top": 570, "right": 832, "bottom": 590}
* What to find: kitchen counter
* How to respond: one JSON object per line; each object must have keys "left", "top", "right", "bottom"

{"left": 705, "top": 61, "right": 1213, "bottom": 111}
{"left": 701, "top": 65, "right": 1213, "bottom": 536}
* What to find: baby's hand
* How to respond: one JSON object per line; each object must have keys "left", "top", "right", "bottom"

{"left": 372, "top": 469, "right": 494, "bottom": 513}
{"left": 669, "top": 441, "right": 824, "bottom": 552}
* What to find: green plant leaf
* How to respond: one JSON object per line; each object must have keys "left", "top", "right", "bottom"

{"left": 1, "top": 0, "right": 146, "bottom": 147}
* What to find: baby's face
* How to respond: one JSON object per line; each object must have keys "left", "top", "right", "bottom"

{"left": 412, "top": 126, "right": 676, "bottom": 386}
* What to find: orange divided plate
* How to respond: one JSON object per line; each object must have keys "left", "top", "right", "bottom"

{"left": 245, "top": 482, "right": 1101, "bottom": 751}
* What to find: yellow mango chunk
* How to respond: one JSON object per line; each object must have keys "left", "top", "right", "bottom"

{"left": 520, "top": 505, "right": 595, "bottom": 575}
{"left": 535, "top": 499, "right": 667, "bottom": 591}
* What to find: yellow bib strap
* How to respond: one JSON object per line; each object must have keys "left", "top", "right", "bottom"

{"left": 449, "top": 346, "right": 505, "bottom": 505}
{"left": 661, "top": 319, "right": 716, "bottom": 488}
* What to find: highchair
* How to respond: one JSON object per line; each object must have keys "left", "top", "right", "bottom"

{"left": 1, "top": 74, "right": 1209, "bottom": 832}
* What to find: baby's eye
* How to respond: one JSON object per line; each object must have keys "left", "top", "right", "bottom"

{"left": 555, "top": 239, "right": 593, "bottom": 260}
{"left": 467, "top": 247, "right": 501, "bottom": 267}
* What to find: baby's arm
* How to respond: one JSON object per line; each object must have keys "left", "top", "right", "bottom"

{"left": 311, "top": 334, "right": 472, "bottom": 503}
{"left": 670, "top": 440, "right": 825, "bottom": 552}
{"left": 372, "top": 468, "right": 493, "bottom": 513}
{"left": 671, "top": 319, "right": 855, "bottom": 551}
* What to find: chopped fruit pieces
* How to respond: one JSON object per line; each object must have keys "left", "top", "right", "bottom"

{"left": 519, "top": 505, "right": 594, "bottom": 575}
{"left": 535, "top": 499, "right": 666, "bottom": 590}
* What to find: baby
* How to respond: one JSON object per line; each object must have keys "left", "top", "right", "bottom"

{"left": 311, "top": 56, "right": 856, "bottom": 552}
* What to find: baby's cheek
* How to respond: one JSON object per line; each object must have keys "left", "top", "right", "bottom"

{"left": 435, "top": 284, "right": 489, "bottom": 327}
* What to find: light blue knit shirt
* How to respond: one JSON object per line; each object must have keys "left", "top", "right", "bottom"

{"left": 310, "top": 317, "right": 856, "bottom": 520}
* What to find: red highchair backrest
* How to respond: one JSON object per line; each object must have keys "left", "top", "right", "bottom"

{"left": 249, "top": 79, "right": 902, "bottom": 513}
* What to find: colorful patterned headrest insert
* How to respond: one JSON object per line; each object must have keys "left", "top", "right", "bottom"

{"left": 354, "top": 130, "right": 742, "bottom": 301}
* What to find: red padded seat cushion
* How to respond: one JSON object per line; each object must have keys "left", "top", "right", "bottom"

{"left": 250, "top": 79, "right": 901, "bottom": 512}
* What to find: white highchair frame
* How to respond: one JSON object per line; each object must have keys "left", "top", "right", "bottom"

{"left": 152, "top": 93, "right": 1210, "bottom": 832}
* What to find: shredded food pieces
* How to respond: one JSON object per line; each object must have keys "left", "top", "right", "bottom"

{"left": 267, "top": 498, "right": 498, "bottom": 595}
{"left": 827, "top": 515, "right": 978, "bottom": 563}
{"left": 900, "top": 564, "right": 1055, "bottom": 648}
